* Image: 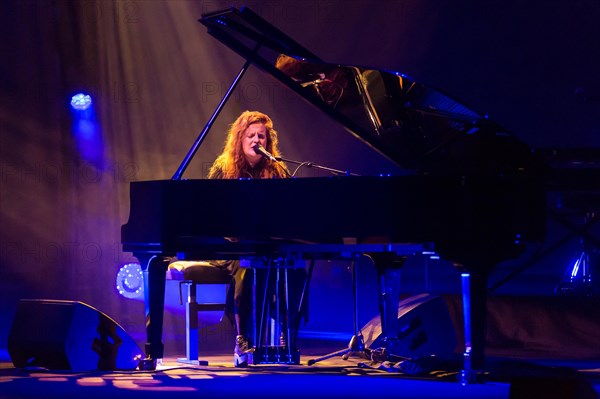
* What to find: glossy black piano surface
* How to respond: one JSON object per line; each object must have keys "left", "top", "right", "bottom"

{"left": 122, "top": 174, "right": 544, "bottom": 266}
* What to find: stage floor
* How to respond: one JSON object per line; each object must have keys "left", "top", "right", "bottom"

{"left": 2, "top": 347, "right": 600, "bottom": 399}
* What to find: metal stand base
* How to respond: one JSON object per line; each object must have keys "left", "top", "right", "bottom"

{"left": 555, "top": 211, "right": 599, "bottom": 297}
{"left": 307, "top": 334, "right": 366, "bottom": 365}
{"left": 175, "top": 358, "right": 209, "bottom": 366}
{"left": 556, "top": 250, "right": 597, "bottom": 297}
{"left": 307, "top": 256, "right": 372, "bottom": 366}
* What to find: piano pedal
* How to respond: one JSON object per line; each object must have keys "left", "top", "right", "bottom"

{"left": 250, "top": 346, "right": 300, "bottom": 365}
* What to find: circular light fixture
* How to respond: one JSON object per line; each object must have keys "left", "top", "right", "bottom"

{"left": 116, "top": 262, "right": 144, "bottom": 299}
{"left": 70, "top": 93, "right": 93, "bottom": 111}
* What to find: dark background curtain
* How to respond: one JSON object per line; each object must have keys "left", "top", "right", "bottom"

{"left": 1, "top": 0, "right": 599, "bottom": 357}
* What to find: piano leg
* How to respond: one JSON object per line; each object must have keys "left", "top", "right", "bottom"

{"left": 459, "top": 267, "right": 488, "bottom": 384}
{"left": 138, "top": 254, "right": 170, "bottom": 370}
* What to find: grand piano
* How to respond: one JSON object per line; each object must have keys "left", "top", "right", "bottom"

{"left": 121, "top": 6, "right": 546, "bottom": 379}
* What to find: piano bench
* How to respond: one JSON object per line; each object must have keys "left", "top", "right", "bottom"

{"left": 167, "top": 261, "right": 232, "bottom": 365}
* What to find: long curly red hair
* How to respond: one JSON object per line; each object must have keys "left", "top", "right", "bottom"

{"left": 208, "top": 111, "right": 289, "bottom": 179}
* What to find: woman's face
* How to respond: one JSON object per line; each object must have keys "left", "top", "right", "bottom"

{"left": 242, "top": 122, "right": 267, "bottom": 167}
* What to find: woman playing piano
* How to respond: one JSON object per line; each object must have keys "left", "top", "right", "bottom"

{"left": 207, "top": 110, "right": 305, "bottom": 367}
{"left": 208, "top": 110, "right": 290, "bottom": 179}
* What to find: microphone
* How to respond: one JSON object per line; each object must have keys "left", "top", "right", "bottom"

{"left": 252, "top": 143, "right": 278, "bottom": 162}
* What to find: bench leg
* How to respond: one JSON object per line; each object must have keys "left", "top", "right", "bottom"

{"left": 177, "top": 282, "right": 201, "bottom": 365}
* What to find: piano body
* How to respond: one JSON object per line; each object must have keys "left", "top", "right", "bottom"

{"left": 121, "top": 6, "right": 546, "bottom": 378}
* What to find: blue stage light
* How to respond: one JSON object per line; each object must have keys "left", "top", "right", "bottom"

{"left": 116, "top": 262, "right": 144, "bottom": 299}
{"left": 69, "top": 91, "right": 102, "bottom": 163}
{"left": 70, "top": 93, "right": 93, "bottom": 111}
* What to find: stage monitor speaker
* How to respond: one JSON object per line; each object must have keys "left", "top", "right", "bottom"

{"left": 362, "top": 293, "right": 458, "bottom": 358}
{"left": 8, "top": 299, "right": 143, "bottom": 371}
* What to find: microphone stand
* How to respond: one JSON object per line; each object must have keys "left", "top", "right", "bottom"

{"left": 275, "top": 156, "right": 360, "bottom": 177}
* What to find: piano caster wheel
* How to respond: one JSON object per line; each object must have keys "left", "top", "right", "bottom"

{"left": 136, "top": 355, "right": 158, "bottom": 371}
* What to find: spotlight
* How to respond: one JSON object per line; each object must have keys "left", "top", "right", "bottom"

{"left": 70, "top": 91, "right": 101, "bottom": 163}
{"left": 70, "top": 93, "right": 93, "bottom": 111}
{"left": 116, "top": 262, "right": 144, "bottom": 299}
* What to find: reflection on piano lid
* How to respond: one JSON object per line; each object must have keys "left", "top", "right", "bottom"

{"left": 199, "top": 6, "right": 538, "bottom": 175}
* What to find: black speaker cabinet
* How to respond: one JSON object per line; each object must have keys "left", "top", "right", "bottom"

{"left": 361, "top": 293, "right": 458, "bottom": 358}
{"left": 8, "top": 299, "right": 143, "bottom": 371}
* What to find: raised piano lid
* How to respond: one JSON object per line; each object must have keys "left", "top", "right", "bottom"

{"left": 199, "top": 6, "right": 536, "bottom": 174}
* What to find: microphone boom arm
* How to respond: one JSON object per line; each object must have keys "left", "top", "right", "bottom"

{"left": 277, "top": 156, "right": 360, "bottom": 177}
